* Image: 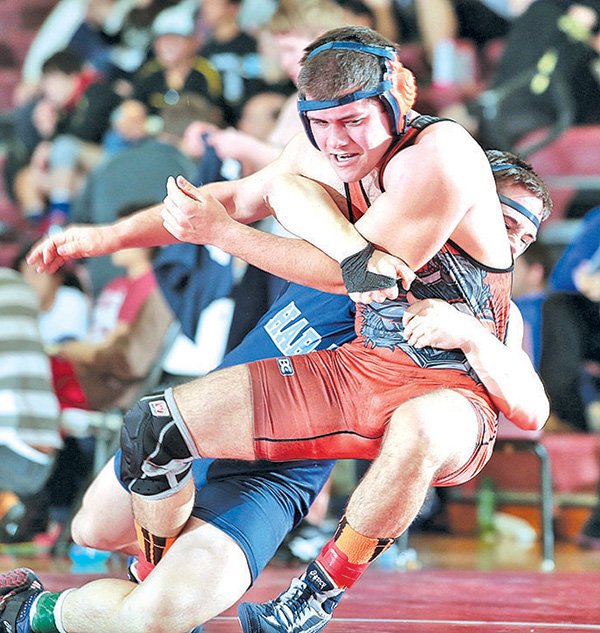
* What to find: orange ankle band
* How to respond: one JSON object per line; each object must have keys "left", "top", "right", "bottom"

{"left": 135, "top": 523, "right": 177, "bottom": 566}
{"left": 334, "top": 517, "right": 395, "bottom": 564}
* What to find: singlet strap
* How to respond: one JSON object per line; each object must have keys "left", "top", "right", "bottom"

{"left": 377, "top": 116, "right": 455, "bottom": 192}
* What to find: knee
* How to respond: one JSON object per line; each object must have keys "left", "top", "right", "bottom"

{"left": 71, "top": 504, "right": 104, "bottom": 549}
{"left": 135, "top": 535, "right": 250, "bottom": 628}
{"left": 71, "top": 514, "right": 94, "bottom": 549}
{"left": 120, "top": 392, "right": 197, "bottom": 499}
{"left": 49, "top": 134, "right": 80, "bottom": 168}
{"left": 385, "top": 399, "right": 446, "bottom": 465}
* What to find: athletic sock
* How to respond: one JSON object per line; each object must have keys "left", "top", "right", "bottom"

{"left": 134, "top": 523, "right": 178, "bottom": 581}
{"left": 29, "top": 591, "right": 64, "bottom": 633}
{"left": 315, "top": 516, "right": 395, "bottom": 589}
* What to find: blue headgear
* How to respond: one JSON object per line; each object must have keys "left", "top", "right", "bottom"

{"left": 297, "top": 41, "right": 417, "bottom": 149}
{"left": 491, "top": 163, "right": 541, "bottom": 230}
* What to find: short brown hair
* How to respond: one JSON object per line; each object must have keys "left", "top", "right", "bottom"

{"left": 487, "top": 149, "right": 553, "bottom": 222}
{"left": 297, "top": 26, "right": 416, "bottom": 124}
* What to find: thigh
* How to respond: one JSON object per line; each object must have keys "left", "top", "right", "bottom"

{"left": 248, "top": 348, "right": 377, "bottom": 460}
{"left": 379, "top": 386, "right": 495, "bottom": 487}
{"left": 174, "top": 364, "right": 256, "bottom": 459}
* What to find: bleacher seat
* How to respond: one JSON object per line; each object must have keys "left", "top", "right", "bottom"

{"left": 516, "top": 125, "right": 600, "bottom": 220}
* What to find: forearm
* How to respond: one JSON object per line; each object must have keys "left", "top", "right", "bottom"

{"left": 265, "top": 175, "right": 367, "bottom": 262}
{"left": 114, "top": 204, "right": 180, "bottom": 249}
{"left": 216, "top": 220, "right": 345, "bottom": 293}
{"left": 463, "top": 329, "right": 549, "bottom": 431}
{"left": 57, "top": 340, "right": 99, "bottom": 365}
{"left": 240, "top": 137, "right": 283, "bottom": 173}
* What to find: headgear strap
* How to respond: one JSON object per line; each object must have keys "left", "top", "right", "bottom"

{"left": 491, "top": 163, "right": 541, "bottom": 230}
{"left": 498, "top": 194, "right": 541, "bottom": 230}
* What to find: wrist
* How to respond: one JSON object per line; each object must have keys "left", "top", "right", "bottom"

{"left": 461, "top": 320, "right": 492, "bottom": 355}
{"left": 216, "top": 215, "right": 242, "bottom": 250}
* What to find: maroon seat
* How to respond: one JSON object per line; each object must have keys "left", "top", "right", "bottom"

{"left": 516, "top": 125, "right": 600, "bottom": 220}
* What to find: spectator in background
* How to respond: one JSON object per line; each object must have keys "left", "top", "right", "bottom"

{"left": 197, "top": 0, "right": 265, "bottom": 125}
{"left": 540, "top": 205, "right": 600, "bottom": 432}
{"left": 0, "top": 268, "right": 62, "bottom": 543}
{"left": 4, "top": 218, "right": 172, "bottom": 545}
{"left": 7, "top": 49, "right": 122, "bottom": 227}
{"left": 132, "top": 8, "right": 224, "bottom": 117}
{"left": 49, "top": 202, "right": 174, "bottom": 412}
{"left": 72, "top": 93, "right": 216, "bottom": 294}
{"left": 512, "top": 240, "right": 555, "bottom": 369}
{"left": 12, "top": 243, "right": 90, "bottom": 347}
{"left": 204, "top": 0, "right": 347, "bottom": 173}
{"left": 468, "top": 1, "right": 600, "bottom": 151}
{"left": 101, "top": 99, "right": 154, "bottom": 157}
{"left": 16, "top": 0, "right": 190, "bottom": 104}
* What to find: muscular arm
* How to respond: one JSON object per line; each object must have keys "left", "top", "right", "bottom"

{"left": 213, "top": 221, "right": 346, "bottom": 293}
{"left": 164, "top": 177, "right": 346, "bottom": 293}
{"left": 357, "top": 126, "right": 510, "bottom": 270}
{"left": 28, "top": 134, "right": 315, "bottom": 273}
{"left": 267, "top": 125, "right": 509, "bottom": 273}
{"left": 404, "top": 299, "right": 549, "bottom": 431}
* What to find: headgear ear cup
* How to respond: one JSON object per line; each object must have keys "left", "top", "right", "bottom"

{"left": 381, "top": 57, "right": 417, "bottom": 135}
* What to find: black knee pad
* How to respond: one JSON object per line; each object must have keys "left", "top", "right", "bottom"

{"left": 120, "top": 389, "right": 199, "bottom": 499}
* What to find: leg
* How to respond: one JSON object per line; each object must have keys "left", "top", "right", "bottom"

{"left": 345, "top": 389, "right": 481, "bottom": 538}
{"left": 239, "top": 389, "right": 485, "bottom": 632}
{"left": 0, "top": 518, "right": 251, "bottom": 633}
{"left": 71, "top": 458, "right": 137, "bottom": 554}
{"left": 125, "top": 365, "right": 255, "bottom": 575}
{"left": 63, "top": 519, "right": 251, "bottom": 633}
{"left": 0, "top": 455, "right": 335, "bottom": 632}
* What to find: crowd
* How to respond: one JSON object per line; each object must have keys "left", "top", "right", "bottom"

{"left": 0, "top": 1, "right": 599, "bottom": 632}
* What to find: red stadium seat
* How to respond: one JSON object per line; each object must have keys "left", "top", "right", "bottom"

{"left": 516, "top": 125, "right": 600, "bottom": 220}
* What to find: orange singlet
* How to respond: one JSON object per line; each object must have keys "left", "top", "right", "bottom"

{"left": 248, "top": 117, "right": 513, "bottom": 487}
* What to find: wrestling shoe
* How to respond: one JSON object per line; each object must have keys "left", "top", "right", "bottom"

{"left": 0, "top": 568, "right": 44, "bottom": 633}
{"left": 127, "top": 556, "right": 141, "bottom": 583}
{"left": 238, "top": 561, "right": 343, "bottom": 633}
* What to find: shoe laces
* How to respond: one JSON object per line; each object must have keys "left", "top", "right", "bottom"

{"left": 266, "top": 578, "right": 319, "bottom": 630}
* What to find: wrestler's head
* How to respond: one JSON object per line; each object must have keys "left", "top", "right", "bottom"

{"left": 296, "top": 26, "right": 417, "bottom": 181}
{"left": 267, "top": 0, "right": 346, "bottom": 85}
{"left": 488, "top": 149, "right": 552, "bottom": 258}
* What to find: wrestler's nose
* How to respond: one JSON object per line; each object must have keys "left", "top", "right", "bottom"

{"left": 327, "top": 123, "right": 349, "bottom": 149}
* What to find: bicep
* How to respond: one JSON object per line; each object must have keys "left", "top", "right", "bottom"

{"left": 355, "top": 181, "right": 465, "bottom": 268}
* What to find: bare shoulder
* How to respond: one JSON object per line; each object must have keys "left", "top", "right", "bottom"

{"left": 382, "top": 120, "right": 492, "bottom": 195}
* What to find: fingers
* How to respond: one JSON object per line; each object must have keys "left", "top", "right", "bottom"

{"left": 175, "top": 175, "right": 201, "bottom": 200}
{"left": 403, "top": 316, "right": 430, "bottom": 348}
{"left": 27, "top": 235, "right": 67, "bottom": 273}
